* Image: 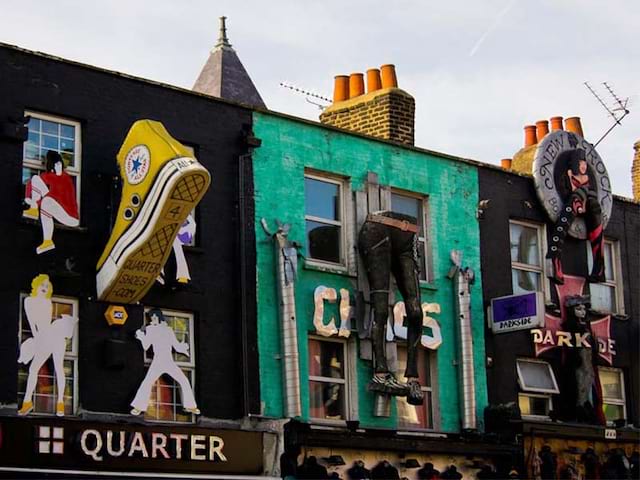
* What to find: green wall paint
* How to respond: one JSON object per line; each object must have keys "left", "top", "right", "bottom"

{"left": 253, "top": 112, "right": 487, "bottom": 432}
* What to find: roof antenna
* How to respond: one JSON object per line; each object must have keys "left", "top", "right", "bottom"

{"left": 584, "top": 81, "right": 630, "bottom": 147}
{"left": 279, "top": 82, "right": 331, "bottom": 110}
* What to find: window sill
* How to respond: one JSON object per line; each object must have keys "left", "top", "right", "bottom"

{"left": 304, "top": 260, "right": 353, "bottom": 277}
{"left": 20, "top": 217, "right": 88, "bottom": 233}
{"left": 419, "top": 281, "right": 438, "bottom": 291}
{"left": 521, "top": 414, "right": 553, "bottom": 422}
{"left": 309, "top": 418, "right": 349, "bottom": 428}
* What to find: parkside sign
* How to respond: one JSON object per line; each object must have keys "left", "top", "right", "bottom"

{"left": 489, "top": 292, "right": 545, "bottom": 334}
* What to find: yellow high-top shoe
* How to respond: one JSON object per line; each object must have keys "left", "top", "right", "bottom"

{"left": 96, "top": 120, "right": 210, "bottom": 303}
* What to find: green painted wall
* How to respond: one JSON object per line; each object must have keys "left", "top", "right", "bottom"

{"left": 253, "top": 112, "right": 487, "bottom": 432}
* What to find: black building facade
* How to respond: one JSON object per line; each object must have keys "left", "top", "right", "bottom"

{"left": 0, "top": 43, "right": 270, "bottom": 478}
{"left": 479, "top": 158, "right": 640, "bottom": 478}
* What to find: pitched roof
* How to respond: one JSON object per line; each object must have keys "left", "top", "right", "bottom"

{"left": 192, "top": 17, "right": 266, "bottom": 108}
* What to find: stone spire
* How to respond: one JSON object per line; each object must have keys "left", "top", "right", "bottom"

{"left": 192, "top": 16, "right": 266, "bottom": 108}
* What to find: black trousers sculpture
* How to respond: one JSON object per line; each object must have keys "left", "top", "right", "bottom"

{"left": 359, "top": 211, "right": 423, "bottom": 403}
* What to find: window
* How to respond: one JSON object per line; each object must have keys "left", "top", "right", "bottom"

{"left": 304, "top": 174, "right": 345, "bottom": 266}
{"left": 391, "top": 192, "right": 431, "bottom": 282}
{"left": 23, "top": 112, "right": 82, "bottom": 219}
{"left": 587, "top": 239, "right": 623, "bottom": 314}
{"left": 510, "top": 221, "right": 546, "bottom": 296}
{"left": 516, "top": 359, "right": 559, "bottom": 418}
{"left": 18, "top": 295, "right": 78, "bottom": 416}
{"left": 308, "top": 337, "right": 348, "bottom": 421}
{"left": 396, "top": 346, "right": 435, "bottom": 430}
{"left": 142, "top": 308, "right": 195, "bottom": 423}
{"left": 599, "top": 367, "right": 626, "bottom": 424}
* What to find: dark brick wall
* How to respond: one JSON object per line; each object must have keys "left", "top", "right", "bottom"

{"left": 479, "top": 166, "right": 639, "bottom": 426}
{"left": 0, "top": 45, "right": 259, "bottom": 419}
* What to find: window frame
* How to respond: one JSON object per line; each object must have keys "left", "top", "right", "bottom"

{"left": 141, "top": 307, "right": 196, "bottom": 424}
{"left": 509, "top": 219, "right": 548, "bottom": 300}
{"left": 18, "top": 293, "right": 79, "bottom": 417}
{"left": 598, "top": 366, "right": 626, "bottom": 424}
{"left": 390, "top": 190, "right": 433, "bottom": 284}
{"left": 23, "top": 111, "right": 82, "bottom": 220}
{"left": 518, "top": 392, "right": 554, "bottom": 419}
{"left": 395, "top": 344, "right": 438, "bottom": 431}
{"left": 516, "top": 358, "right": 559, "bottom": 394}
{"left": 307, "top": 335, "right": 350, "bottom": 424}
{"left": 304, "top": 172, "right": 348, "bottom": 271}
{"left": 516, "top": 358, "right": 559, "bottom": 420}
{"left": 587, "top": 238, "right": 624, "bottom": 315}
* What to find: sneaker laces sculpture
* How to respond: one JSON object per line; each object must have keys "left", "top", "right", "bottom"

{"left": 96, "top": 120, "right": 211, "bottom": 303}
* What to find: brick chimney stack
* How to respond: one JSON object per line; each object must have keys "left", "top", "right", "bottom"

{"left": 633, "top": 140, "right": 640, "bottom": 201}
{"left": 319, "top": 64, "right": 415, "bottom": 146}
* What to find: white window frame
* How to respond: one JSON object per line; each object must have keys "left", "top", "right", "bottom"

{"left": 308, "top": 335, "right": 350, "bottom": 424}
{"left": 516, "top": 358, "right": 559, "bottom": 420}
{"left": 395, "top": 344, "right": 438, "bottom": 431}
{"left": 390, "top": 190, "right": 433, "bottom": 284}
{"left": 304, "top": 172, "right": 348, "bottom": 271}
{"left": 18, "top": 294, "right": 79, "bottom": 417}
{"left": 23, "top": 111, "right": 82, "bottom": 219}
{"left": 142, "top": 307, "right": 196, "bottom": 424}
{"left": 509, "top": 220, "right": 548, "bottom": 300}
{"left": 516, "top": 358, "right": 559, "bottom": 394}
{"left": 587, "top": 239, "right": 624, "bottom": 315}
{"left": 518, "top": 392, "right": 554, "bottom": 419}
{"left": 598, "top": 366, "right": 627, "bottom": 425}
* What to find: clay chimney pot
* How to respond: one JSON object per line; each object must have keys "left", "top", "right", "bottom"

{"left": 349, "top": 73, "right": 365, "bottom": 99}
{"left": 565, "top": 117, "right": 584, "bottom": 137}
{"left": 380, "top": 64, "right": 398, "bottom": 88}
{"left": 524, "top": 125, "right": 537, "bottom": 147}
{"left": 501, "top": 158, "right": 512, "bottom": 169}
{"left": 333, "top": 75, "right": 349, "bottom": 103}
{"left": 550, "top": 116, "right": 564, "bottom": 131}
{"left": 366, "top": 68, "right": 382, "bottom": 93}
{"left": 536, "top": 120, "right": 550, "bottom": 141}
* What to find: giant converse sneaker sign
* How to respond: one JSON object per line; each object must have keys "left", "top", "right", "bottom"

{"left": 96, "top": 120, "right": 211, "bottom": 303}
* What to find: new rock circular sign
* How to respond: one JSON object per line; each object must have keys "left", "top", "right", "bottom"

{"left": 533, "top": 131, "right": 612, "bottom": 239}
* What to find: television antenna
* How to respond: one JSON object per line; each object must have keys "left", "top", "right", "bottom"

{"left": 279, "top": 82, "right": 331, "bottom": 110}
{"left": 584, "top": 81, "right": 630, "bottom": 147}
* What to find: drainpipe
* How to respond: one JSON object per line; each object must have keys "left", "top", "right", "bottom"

{"left": 448, "top": 250, "right": 477, "bottom": 431}
{"left": 261, "top": 219, "right": 302, "bottom": 418}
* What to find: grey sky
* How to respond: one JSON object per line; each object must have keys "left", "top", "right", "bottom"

{"left": 2, "top": 0, "right": 638, "bottom": 196}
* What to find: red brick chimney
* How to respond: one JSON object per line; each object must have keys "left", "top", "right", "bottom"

{"left": 319, "top": 64, "right": 415, "bottom": 145}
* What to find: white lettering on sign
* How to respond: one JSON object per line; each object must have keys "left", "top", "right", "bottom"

{"left": 78, "top": 429, "right": 227, "bottom": 462}
{"left": 531, "top": 329, "right": 617, "bottom": 355}
{"left": 388, "top": 302, "right": 443, "bottom": 350}
{"left": 171, "top": 433, "right": 188, "bottom": 460}
{"left": 191, "top": 435, "right": 207, "bottom": 461}
{"left": 313, "top": 286, "right": 351, "bottom": 338}
{"left": 128, "top": 432, "right": 149, "bottom": 458}
{"left": 151, "top": 433, "right": 170, "bottom": 459}
{"left": 209, "top": 436, "right": 227, "bottom": 462}
{"left": 81, "top": 429, "right": 103, "bottom": 461}
{"left": 106, "top": 430, "right": 125, "bottom": 457}
{"left": 497, "top": 317, "right": 533, "bottom": 330}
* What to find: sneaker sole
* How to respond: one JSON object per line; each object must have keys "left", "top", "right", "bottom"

{"left": 97, "top": 158, "right": 210, "bottom": 303}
